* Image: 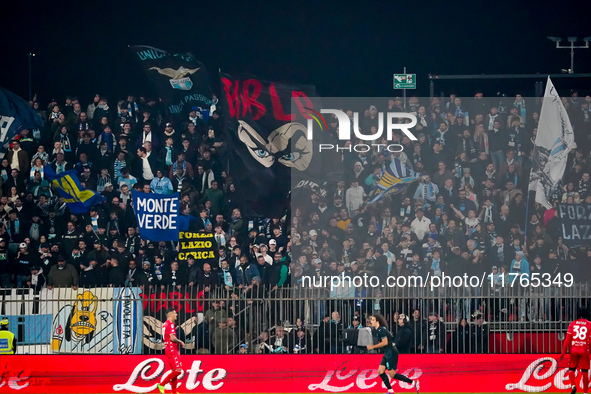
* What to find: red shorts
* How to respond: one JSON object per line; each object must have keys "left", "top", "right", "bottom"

{"left": 166, "top": 350, "right": 183, "bottom": 370}
{"left": 570, "top": 352, "right": 590, "bottom": 370}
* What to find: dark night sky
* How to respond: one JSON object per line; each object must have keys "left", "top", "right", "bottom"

{"left": 2, "top": 1, "right": 591, "bottom": 103}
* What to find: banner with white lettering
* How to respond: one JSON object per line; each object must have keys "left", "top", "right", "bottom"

{"left": 177, "top": 232, "right": 217, "bottom": 264}
{"left": 113, "top": 287, "right": 143, "bottom": 355}
{"left": 133, "top": 192, "right": 190, "bottom": 241}
{"left": 557, "top": 204, "right": 591, "bottom": 246}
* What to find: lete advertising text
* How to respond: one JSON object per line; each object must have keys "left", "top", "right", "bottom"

{"left": 0, "top": 354, "right": 580, "bottom": 393}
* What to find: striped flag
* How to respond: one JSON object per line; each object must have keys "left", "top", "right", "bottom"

{"left": 368, "top": 157, "right": 421, "bottom": 203}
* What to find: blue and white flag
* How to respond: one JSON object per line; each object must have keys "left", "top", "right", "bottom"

{"left": 368, "top": 157, "right": 420, "bottom": 203}
{"left": 113, "top": 287, "right": 143, "bottom": 355}
{"left": 528, "top": 77, "right": 575, "bottom": 209}
{"left": 133, "top": 191, "right": 190, "bottom": 241}
{"left": 0, "top": 86, "right": 44, "bottom": 156}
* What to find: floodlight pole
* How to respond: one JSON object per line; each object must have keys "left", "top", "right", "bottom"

{"left": 550, "top": 37, "right": 590, "bottom": 74}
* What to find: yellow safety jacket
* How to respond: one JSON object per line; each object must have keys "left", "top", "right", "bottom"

{"left": 0, "top": 330, "right": 15, "bottom": 354}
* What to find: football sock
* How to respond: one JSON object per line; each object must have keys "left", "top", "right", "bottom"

{"left": 570, "top": 370, "right": 577, "bottom": 388}
{"left": 161, "top": 370, "right": 182, "bottom": 387}
{"left": 380, "top": 373, "right": 393, "bottom": 390}
{"left": 394, "top": 373, "right": 413, "bottom": 384}
{"left": 583, "top": 371, "right": 589, "bottom": 394}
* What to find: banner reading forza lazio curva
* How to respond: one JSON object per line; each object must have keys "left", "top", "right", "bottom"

{"left": 0, "top": 354, "right": 578, "bottom": 393}
{"left": 177, "top": 231, "right": 217, "bottom": 262}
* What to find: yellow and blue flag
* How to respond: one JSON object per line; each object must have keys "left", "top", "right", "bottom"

{"left": 368, "top": 157, "right": 421, "bottom": 204}
{"left": 44, "top": 165, "right": 105, "bottom": 214}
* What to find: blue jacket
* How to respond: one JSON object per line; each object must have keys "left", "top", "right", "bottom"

{"left": 235, "top": 262, "right": 261, "bottom": 286}
{"left": 510, "top": 257, "right": 529, "bottom": 278}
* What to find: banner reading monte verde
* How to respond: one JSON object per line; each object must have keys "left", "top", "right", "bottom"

{"left": 133, "top": 192, "right": 190, "bottom": 241}
{"left": 178, "top": 232, "right": 217, "bottom": 262}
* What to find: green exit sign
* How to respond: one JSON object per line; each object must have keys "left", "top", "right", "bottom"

{"left": 393, "top": 74, "right": 416, "bottom": 89}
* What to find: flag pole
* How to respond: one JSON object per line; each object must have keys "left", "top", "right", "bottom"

{"left": 524, "top": 181, "right": 532, "bottom": 244}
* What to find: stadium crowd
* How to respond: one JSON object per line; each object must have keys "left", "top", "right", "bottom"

{"left": 1, "top": 91, "right": 591, "bottom": 354}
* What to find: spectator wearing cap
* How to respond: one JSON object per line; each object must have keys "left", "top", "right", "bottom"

{"left": 510, "top": 251, "right": 529, "bottom": 277}
{"left": 26, "top": 265, "right": 45, "bottom": 292}
{"left": 15, "top": 242, "right": 37, "bottom": 287}
{"left": 471, "top": 312, "right": 489, "bottom": 353}
{"left": 47, "top": 257, "right": 78, "bottom": 290}
{"left": 238, "top": 343, "right": 249, "bottom": 354}
{"left": 268, "top": 239, "right": 283, "bottom": 258}
{"left": 0, "top": 317, "right": 16, "bottom": 354}
{"left": 87, "top": 238, "right": 110, "bottom": 269}
{"left": 163, "top": 122, "right": 181, "bottom": 147}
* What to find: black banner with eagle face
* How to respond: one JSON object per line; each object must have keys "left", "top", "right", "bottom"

{"left": 130, "top": 46, "right": 213, "bottom": 117}
{"left": 220, "top": 74, "right": 342, "bottom": 218}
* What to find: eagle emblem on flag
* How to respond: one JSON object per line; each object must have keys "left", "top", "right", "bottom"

{"left": 149, "top": 66, "right": 201, "bottom": 91}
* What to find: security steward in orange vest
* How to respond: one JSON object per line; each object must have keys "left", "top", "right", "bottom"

{"left": 0, "top": 317, "right": 16, "bottom": 354}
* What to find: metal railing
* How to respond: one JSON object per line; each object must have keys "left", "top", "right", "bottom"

{"left": 1, "top": 283, "right": 587, "bottom": 355}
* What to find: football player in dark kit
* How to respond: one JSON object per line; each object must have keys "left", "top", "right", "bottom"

{"left": 368, "top": 314, "right": 420, "bottom": 394}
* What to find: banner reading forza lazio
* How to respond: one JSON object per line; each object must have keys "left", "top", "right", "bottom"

{"left": 177, "top": 232, "right": 217, "bottom": 262}
{"left": 557, "top": 203, "right": 591, "bottom": 245}
{"left": 221, "top": 73, "right": 342, "bottom": 217}
{"left": 38, "top": 287, "right": 143, "bottom": 354}
{"left": 130, "top": 45, "right": 213, "bottom": 115}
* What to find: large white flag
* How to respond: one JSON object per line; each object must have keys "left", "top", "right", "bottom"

{"left": 528, "top": 77, "right": 575, "bottom": 209}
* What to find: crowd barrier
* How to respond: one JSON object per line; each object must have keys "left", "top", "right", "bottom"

{"left": 0, "top": 284, "right": 588, "bottom": 355}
